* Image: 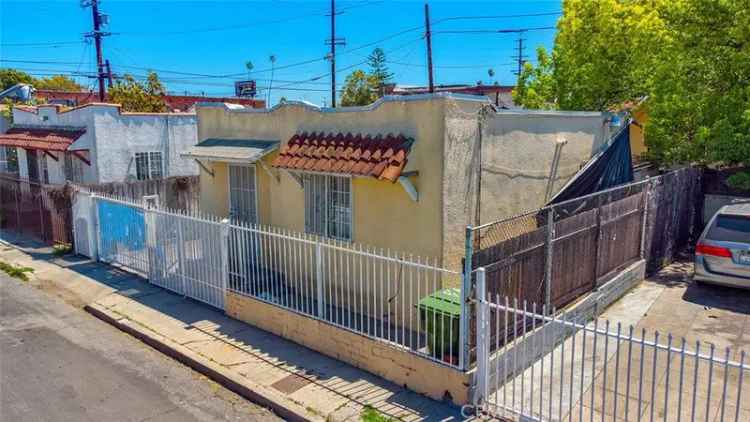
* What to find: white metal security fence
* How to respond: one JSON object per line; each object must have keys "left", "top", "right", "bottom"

{"left": 75, "top": 191, "right": 465, "bottom": 368}
{"left": 227, "top": 220, "right": 464, "bottom": 368}
{"left": 473, "top": 270, "right": 750, "bottom": 422}
{"left": 92, "top": 193, "right": 227, "bottom": 309}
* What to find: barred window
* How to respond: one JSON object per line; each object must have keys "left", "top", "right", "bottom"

{"left": 304, "top": 174, "right": 352, "bottom": 241}
{"left": 135, "top": 151, "right": 163, "bottom": 180}
{"left": 64, "top": 152, "right": 84, "bottom": 183}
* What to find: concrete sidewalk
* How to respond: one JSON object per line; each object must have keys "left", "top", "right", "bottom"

{"left": 0, "top": 238, "right": 464, "bottom": 422}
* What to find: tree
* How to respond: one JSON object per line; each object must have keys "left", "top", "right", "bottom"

{"left": 108, "top": 71, "right": 167, "bottom": 112}
{"left": 34, "top": 75, "right": 83, "bottom": 91}
{"left": 340, "top": 70, "right": 378, "bottom": 107}
{"left": 512, "top": 0, "right": 750, "bottom": 169}
{"left": 0, "top": 68, "right": 34, "bottom": 91}
{"left": 367, "top": 48, "right": 393, "bottom": 92}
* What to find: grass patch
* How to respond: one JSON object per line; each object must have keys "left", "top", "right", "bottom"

{"left": 52, "top": 244, "right": 73, "bottom": 256}
{"left": 360, "top": 406, "right": 397, "bottom": 422}
{"left": 0, "top": 261, "right": 34, "bottom": 281}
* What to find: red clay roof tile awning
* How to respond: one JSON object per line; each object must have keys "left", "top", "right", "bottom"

{"left": 272, "top": 132, "right": 414, "bottom": 182}
{"left": 0, "top": 127, "right": 86, "bottom": 152}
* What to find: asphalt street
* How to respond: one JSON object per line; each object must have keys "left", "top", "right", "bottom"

{"left": 0, "top": 273, "right": 281, "bottom": 422}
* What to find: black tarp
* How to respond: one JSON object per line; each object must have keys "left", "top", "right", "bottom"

{"left": 548, "top": 121, "right": 634, "bottom": 205}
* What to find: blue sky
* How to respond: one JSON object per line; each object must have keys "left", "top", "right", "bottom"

{"left": 1, "top": 0, "right": 560, "bottom": 106}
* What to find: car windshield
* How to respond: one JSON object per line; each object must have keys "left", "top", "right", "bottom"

{"left": 707, "top": 214, "right": 750, "bottom": 243}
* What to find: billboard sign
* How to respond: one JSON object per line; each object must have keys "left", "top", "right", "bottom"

{"left": 234, "top": 80, "right": 257, "bottom": 98}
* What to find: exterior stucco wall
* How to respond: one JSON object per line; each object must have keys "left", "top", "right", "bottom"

{"left": 225, "top": 291, "right": 471, "bottom": 404}
{"left": 477, "top": 111, "right": 608, "bottom": 224}
{"left": 11, "top": 104, "right": 198, "bottom": 184}
{"left": 198, "top": 161, "right": 229, "bottom": 217}
{"left": 630, "top": 107, "right": 648, "bottom": 158}
{"left": 196, "top": 98, "right": 448, "bottom": 262}
{"left": 93, "top": 108, "right": 198, "bottom": 183}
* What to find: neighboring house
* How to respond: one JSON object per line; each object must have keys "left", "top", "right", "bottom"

{"left": 35, "top": 89, "right": 265, "bottom": 112}
{"left": 0, "top": 103, "right": 198, "bottom": 184}
{"left": 188, "top": 93, "right": 615, "bottom": 269}
{"left": 0, "top": 83, "right": 35, "bottom": 102}
{"left": 384, "top": 83, "right": 515, "bottom": 108}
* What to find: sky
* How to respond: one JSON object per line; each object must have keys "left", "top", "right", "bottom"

{"left": 0, "top": 0, "right": 561, "bottom": 106}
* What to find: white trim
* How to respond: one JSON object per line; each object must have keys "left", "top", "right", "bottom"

{"left": 398, "top": 176, "right": 419, "bottom": 202}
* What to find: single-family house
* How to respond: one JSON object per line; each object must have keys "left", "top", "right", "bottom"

{"left": 188, "top": 94, "right": 616, "bottom": 270}
{"left": 0, "top": 103, "right": 198, "bottom": 184}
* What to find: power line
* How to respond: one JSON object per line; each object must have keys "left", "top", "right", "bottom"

{"left": 432, "top": 11, "right": 561, "bottom": 24}
{"left": 433, "top": 26, "right": 556, "bottom": 35}
{"left": 386, "top": 60, "right": 517, "bottom": 69}
{"left": 0, "top": 41, "right": 83, "bottom": 47}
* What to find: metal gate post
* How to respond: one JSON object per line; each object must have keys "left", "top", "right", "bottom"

{"left": 90, "top": 192, "right": 100, "bottom": 261}
{"left": 220, "top": 219, "right": 230, "bottom": 310}
{"left": 315, "top": 242, "right": 325, "bottom": 318}
{"left": 460, "top": 225, "right": 474, "bottom": 370}
{"left": 176, "top": 217, "right": 186, "bottom": 297}
{"left": 474, "top": 267, "right": 488, "bottom": 405}
{"left": 544, "top": 207, "right": 555, "bottom": 310}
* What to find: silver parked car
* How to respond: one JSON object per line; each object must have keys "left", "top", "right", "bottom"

{"left": 695, "top": 203, "right": 750, "bottom": 288}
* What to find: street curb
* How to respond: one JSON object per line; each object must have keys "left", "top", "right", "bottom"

{"left": 84, "top": 302, "right": 321, "bottom": 422}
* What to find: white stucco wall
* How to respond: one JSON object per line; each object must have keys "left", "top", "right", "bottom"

{"left": 11, "top": 104, "right": 198, "bottom": 184}
{"left": 92, "top": 108, "right": 198, "bottom": 183}
{"left": 440, "top": 103, "right": 610, "bottom": 269}
{"left": 478, "top": 111, "right": 609, "bottom": 223}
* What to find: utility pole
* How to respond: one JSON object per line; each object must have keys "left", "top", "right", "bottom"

{"left": 325, "top": 0, "right": 345, "bottom": 107}
{"left": 82, "top": 0, "right": 110, "bottom": 101}
{"left": 105, "top": 59, "right": 113, "bottom": 87}
{"left": 514, "top": 32, "right": 527, "bottom": 76}
{"left": 424, "top": 2, "right": 434, "bottom": 93}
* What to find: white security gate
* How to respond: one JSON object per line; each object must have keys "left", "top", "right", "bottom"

{"left": 88, "top": 194, "right": 227, "bottom": 309}
{"left": 473, "top": 268, "right": 750, "bottom": 422}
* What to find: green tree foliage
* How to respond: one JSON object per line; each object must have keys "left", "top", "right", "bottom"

{"left": 108, "top": 72, "right": 167, "bottom": 112}
{"left": 0, "top": 68, "right": 35, "bottom": 91}
{"left": 33, "top": 74, "right": 83, "bottom": 91}
{"left": 1, "top": 68, "right": 83, "bottom": 92}
{"left": 513, "top": 0, "right": 750, "bottom": 167}
{"left": 340, "top": 48, "right": 395, "bottom": 106}
{"left": 367, "top": 48, "right": 393, "bottom": 92}
{"left": 339, "top": 70, "right": 377, "bottom": 107}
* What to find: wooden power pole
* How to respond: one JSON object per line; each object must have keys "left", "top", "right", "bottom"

{"left": 424, "top": 2, "right": 434, "bottom": 93}
{"left": 84, "top": 0, "right": 110, "bottom": 101}
{"left": 326, "top": 0, "right": 345, "bottom": 108}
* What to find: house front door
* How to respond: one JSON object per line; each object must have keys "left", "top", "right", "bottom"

{"left": 228, "top": 164, "right": 257, "bottom": 224}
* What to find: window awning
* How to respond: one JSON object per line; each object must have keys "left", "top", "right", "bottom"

{"left": 0, "top": 127, "right": 86, "bottom": 152}
{"left": 181, "top": 138, "right": 279, "bottom": 163}
{"left": 272, "top": 132, "right": 414, "bottom": 182}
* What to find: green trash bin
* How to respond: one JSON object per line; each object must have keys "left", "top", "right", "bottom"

{"left": 418, "top": 287, "right": 461, "bottom": 363}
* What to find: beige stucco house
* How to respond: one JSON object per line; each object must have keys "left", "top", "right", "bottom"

{"left": 187, "top": 94, "right": 613, "bottom": 270}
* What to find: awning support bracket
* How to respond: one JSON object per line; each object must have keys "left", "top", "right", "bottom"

{"left": 43, "top": 151, "right": 59, "bottom": 162}
{"left": 72, "top": 150, "right": 91, "bottom": 166}
{"left": 398, "top": 175, "right": 419, "bottom": 202}
{"left": 258, "top": 159, "right": 280, "bottom": 182}
{"left": 194, "top": 159, "right": 214, "bottom": 177}
{"left": 285, "top": 170, "right": 304, "bottom": 188}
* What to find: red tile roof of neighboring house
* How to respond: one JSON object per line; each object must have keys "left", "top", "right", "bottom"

{"left": 34, "top": 89, "right": 265, "bottom": 111}
{"left": 0, "top": 127, "right": 86, "bottom": 152}
{"left": 272, "top": 132, "right": 414, "bottom": 182}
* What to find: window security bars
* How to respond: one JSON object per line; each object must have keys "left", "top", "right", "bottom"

{"left": 303, "top": 173, "right": 352, "bottom": 241}
{"left": 135, "top": 151, "right": 163, "bottom": 180}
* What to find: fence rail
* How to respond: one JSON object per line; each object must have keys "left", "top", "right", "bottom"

{"left": 74, "top": 191, "right": 464, "bottom": 368}
{"left": 474, "top": 281, "right": 750, "bottom": 421}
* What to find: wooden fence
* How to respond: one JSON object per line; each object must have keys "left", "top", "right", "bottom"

{"left": 83, "top": 176, "right": 200, "bottom": 212}
{"left": 467, "top": 167, "right": 701, "bottom": 352}
{"left": 0, "top": 176, "right": 74, "bottom": 246}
